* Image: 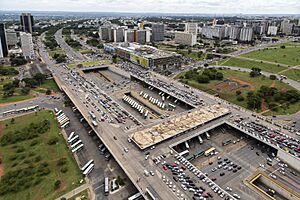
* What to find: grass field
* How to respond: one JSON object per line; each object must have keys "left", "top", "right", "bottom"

{"left": 177, "top": 69, "right": 300, "bottom": 115}
{"left": 67, "top": 59, "right": 111, "bottom": 69}
{"left": 0, "top": 77, "right": 33, "bottom": 104}
{"left": 217, "top": 57, "right": 287, "bottom": 73}
{"left": 240, "top": 46, "right": 300, "bottom": 66}
{"left": 0, "top": 110, "right": 83, "bottom": 200}
{"left": 280, "top": 69, "right": 300, "bottom": 82}
{"left": 48, "top": 48, "right": 65, "bottom": 58}
{"left": 270, "top": 42, "right": 300, "bottom": 47}
{"left": 177, "top": 50, "right": 205, "bottom": 61}
{"left": 34, "top": 79, "right": 60, "bottom": 94}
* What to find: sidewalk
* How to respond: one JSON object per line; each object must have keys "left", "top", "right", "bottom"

{"left": 55, "top": 183, "right": 89, "bottom": 200}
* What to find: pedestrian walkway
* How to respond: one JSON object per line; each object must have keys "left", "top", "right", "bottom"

{"left": 55, "top": 183, "right": 89, "bottom": 200}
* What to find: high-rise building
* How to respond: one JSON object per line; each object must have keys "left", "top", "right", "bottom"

{"left": 239, "top": 27, "right": 253, "bottom": 42}
{"left": 151, "top": 23, "right": 164, "bottom": 42}
{"left": 228, "top": 26, "right": 241, "bottom": 40}
{"left": 99, "top": 26, "right": 111, "bottom": 41}
{"left": 20, "top": 32, "right": 34, "bottom": 59}
{"left": 267, "top": 26, "right": 278, "bottom": 36}
{"left": 281, "top": 19, "right": 294, "bottom": 35}
{"left": 125, "top": 30, "right": 135, "bottom": 43}
{"left": 5, "top": 29, "right": 18, "bottom": 47}
{"left": 113, "top": 27, "right": 124, "bottom": 43}
{"left": 0, "top": 23, "right": 8, "bottom": 58}
{"left": 20, "top": 13, "right": 34, "bottom": 33}
{"left": 135, "top": 30, "right": 146, "bottom": 44}
{"left": 175, "top": 32, "right": 197, "bottom": 46}
{"left": 185, "top": 23, "right": 198, "bottom": 35}
{"left": 201, "top": 25, "right": 225, "bottom": 40}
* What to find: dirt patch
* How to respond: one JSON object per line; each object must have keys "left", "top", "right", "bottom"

{"left": 57, "top": 180, "right": 67, "bottom": 193}
{"left": 215, "top": 78, "right": 255, "bottom": 92}
{"left": 271, "top": 80, "right": 276, "bottom": 88}
{"left": 261, "top": 99, "right": 268, "bottom": 112}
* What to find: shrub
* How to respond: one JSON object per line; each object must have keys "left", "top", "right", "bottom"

{"left": 60, "top": 166, "right": 68, "bottom": 173}
{"left": 48, "top": 137, "right": 59, "bottom": 145}
{"left": 35, "top": 155, "right": 42, "bottom": 162}
{"left": 57, "top": 157, "right": 67, "bottom": 166}
{"left": 237, "top": 96, "right": 245, "bottom": 102}
{"left": 54, "top": 180, "right": 61, "bottom": 190}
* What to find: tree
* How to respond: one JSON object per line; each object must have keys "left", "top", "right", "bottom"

{"left": 269, "top": 75, "right": 277, "bottom": 80}
{"left": 197, "top": 51, "right": 203, "bottom": 58}
{"left": 280, "top": 45, "right": 286, "bottom": 49}
{"left": 188, "top": 49, "right": 192, "bottom": 54}
{"left": 54, "top": 180, "right": 61, "bottom": 190}
{"left": 237, "top": 96, "right": 245, "bottom": 101}
{"left": 34, "top": 73, "right": 47, "bottom": 85}
{"left": 46, "top": 89, "right": 52, "bottom": 95}
{"left": 21, "top": 87, "right": 30, "bottom": 95}
{"left": 10, "top": 118, "right": 15, "bottom": 124}
{"left": 112, "top": 56, "right": 117, "bottom": 63}
{"left": 197, "top": 75, "right": 210, "bottom": 83}
{"left": 236, "top": 90, "right": 242, "bottom": 96}
{"left": 178, "top": 44, "right": 185, "bottom": 49}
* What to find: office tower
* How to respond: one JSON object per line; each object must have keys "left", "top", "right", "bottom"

{"left": 113, "top": 27, "right": 124, "bottom": 43}
{"left": 145, "top": 28, "right": 151, "bottom": 43}
{"left": 175, "top": 32, "right": 197, "bottom": 46}
{"left": 185, "top": 23, "right": 198, "bottom": 35}
{"left": 228, "top": 26, "right": 241, "bottom": 40}
{"left": 239, "top": 27, "right": 253, "bottom": 42}
{"left": 5, "top": 29, "right": 18, "bottom": 47}
{"left": 267, "top": 26, "right": 278, "bottom": 36}
{"left": 125, "top": 30, "right": 135, "bottom": 43}
{"left": 151, "top": 23, "right": 164, "bottom": 42}
{"left": 0, "top": 23, "right": 8, "bottom": 57}
{"left": 99, "top": 26, "right": 111, "bottom": 41}
{"left": 20, "top": 13, "right": 34, "bottom": 33}
{"left": 135, "top": 30, "right": 146, "bottom": 44}
{"left": 20, "top": 32, "right": 34, "bottom": 59}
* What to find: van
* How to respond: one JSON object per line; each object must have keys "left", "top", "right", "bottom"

{"left": 144, "top": 170, "right": 149, "bottom": 177}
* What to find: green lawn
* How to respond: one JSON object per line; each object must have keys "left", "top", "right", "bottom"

{"left": 217, "top": 57, "right": 287, "bottom": 73}
{"left": 270, "top": 42, "right": 300, "bottom": 47}
{"left": 177, "top": 50, "right": 205, "bottom": 61}
{"left": 0, "top": 78, "right": 34, "bottom": 104}
{"left": 67, "top": 59, "right": 111, "bottom": 69}
{"left": 48, "top": 48, "right": 65, "bottom": 58}
{"left": 0, "top": 110, "right": 83, "bottom": 200}
{"left": 177, "top": 69, "right": 299, "bottom": 115}
{"left": 240, "top": 46, "right": 300, "bottom": 66}
{"left": 280, "top": 69, "right": 300, "bottom": 82}
{"left": 262, "top": 102, "right": 300, "bottom": 116}
{"left": 35, "top": 79, "right": 60, "bottom": 93}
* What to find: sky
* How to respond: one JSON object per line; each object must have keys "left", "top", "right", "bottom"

{"left": 1, "top": 0, "right": 300, "bottom": 14}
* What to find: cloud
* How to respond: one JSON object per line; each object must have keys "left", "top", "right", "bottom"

{"left": 1, "top": 0, "right": 300, "bottom": 14}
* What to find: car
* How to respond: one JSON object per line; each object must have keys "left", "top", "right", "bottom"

{"left": 150, "top": 171, "right": 155, "bottom": 176}
{"left": 123, "top": 147, "right": 129, "bottom": 153}
{"left": 211, "top": 178, "right": 217, "bottom": 181}
{"left": 237, "top": 166, "right": 242, "bottom": 170}
{"left": 173, "top": 177, "right": 178, "bottom": 182}
{"left": 163, "top": 165, "right": 168, "bottom": 170}
{"left": 233, "top": 169, "right": 237, "bottom": 173}
{"left": 220, "top": 172, "right": 225, "bottom": 176}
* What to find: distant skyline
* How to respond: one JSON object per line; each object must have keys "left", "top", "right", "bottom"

{"left": 1, "top": 0, "right": 300, "bottom": 14}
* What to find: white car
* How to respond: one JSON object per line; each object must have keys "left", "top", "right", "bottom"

{"left": 124, "top": 147, "right": 129, "bottom": 153}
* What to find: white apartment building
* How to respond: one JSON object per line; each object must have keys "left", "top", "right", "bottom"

{"left": 175, "top": 31, "right": 197, "bottom": 46}
{"left": 267, "top": 26, "right": 278, "bottom": 36}
{"left": 185, "top": 23, "right": 198, "bottom": 35}
{"left": 20, "top": 32, "right": 34, "bottom": 59}
{"left": 239, "top": 27, "right": 253, "bottom": 42}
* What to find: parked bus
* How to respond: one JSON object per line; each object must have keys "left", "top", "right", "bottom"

{"left": 82, "top": 163, "right": 94, "bottom": 176}
{"left": 61, "top": 121, "right": 70, "bottom": 128}
{"left": 72, "top": 143, "right": 84, "bottom": 153}
{"left": 222, "top": 139, "right": 232, "bottom": 146}
{"left": 128, "top": 192, "right": 142, "bottom": 200}
{"left": 67, "top": 132, "right": 75, "bottom": 141}
{"left": 80, "top": 159, "right": 94, "bottom": 171}
{"left": 146, "top": 188, "right": 156, "bottom": 200}
{"left": 104, "top": 177, "right": 109, "bottom": 195}
{"left": 70, "top": 140, "right": 82, "bottom": 149}
{"left": 204, "top": 147, "right": 216, "bottom": 156}
{"left": 68, "top": 135, "right": 79, "bottom": 144}
{"left": 178, "top": 150, "right": 189, "bottom": 157}
{"left": 55, "top": 110, "right": 62, "bottom": 116}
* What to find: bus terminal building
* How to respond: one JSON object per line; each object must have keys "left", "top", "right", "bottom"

{"left": 104, "top": 42, "right": 182, "bottom": 70}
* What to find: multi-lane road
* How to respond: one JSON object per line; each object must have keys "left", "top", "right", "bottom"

{"left": 34, "top": 29, "right": 300, "bottom": 200}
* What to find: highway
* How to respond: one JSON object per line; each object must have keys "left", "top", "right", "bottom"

{"left": 35, "top": 29, "right": 300, "bottom": 200}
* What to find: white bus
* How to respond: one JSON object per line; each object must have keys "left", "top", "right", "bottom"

{"left": 57, "top": 113, "right": 66, "bottom": 121}
{"left": 54, "top": 108, "right": 59, "bottom": 113}
{"left": 59, "top": 118, "right": 69, "bottom": 125}
{"left": 55, "top": 110, "right": 62, "bottom": 116}
{"left": 104, "top": 177, "right": 109, "bottom": 195}
{"left": 80, "top": 160, "right": 94, "bottom": 171}
{"left": 72, "top": 143, "right": 84, "bottom": 153}
{"left": 68, "top": 135, "right": 79, "bottom": 144}
{"left": 70, "top": 140, "right": 82, "bottom": 149}
{"left": 178, "top": 150, "right": 189, "bottom": 157}
{"left": 67, "top": 132, "right": 75, "bottom": 141}
{"left": 146, "top": 188, "right": 156, "bottom": 200}
{"left": 82, "top": 163, "right": 94, "bottom": 176}
{"left": 128, "top": 192, "right": 142, "bottom": 200}
{"left": 61, "top": 121, "right": 70, "bottom": 128}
